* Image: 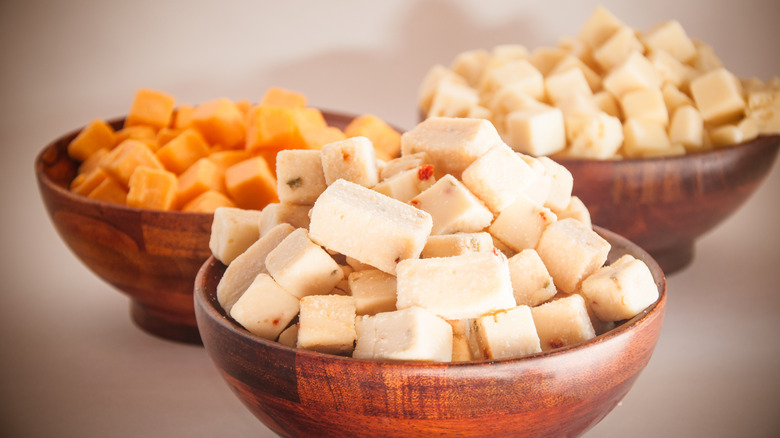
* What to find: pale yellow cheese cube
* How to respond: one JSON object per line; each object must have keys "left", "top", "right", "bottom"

{"left": 545, "top": 68, "right": 593, "bottom": 106}
{"left": 353, "top": 307, "right": 453, "bottom": 362}
{"left": 508, "top": 249, "right": 557, "bottom": 307}
{"left": 504, "top": 105, "right": 567, "bottom": 156}
{"left": 531, "top": 293, "right": 596, "bottom": 351}
{"left": 536, "top": 218, "right": 611, "bottom": 294}
{"left": 565, "top": 112, "right": 624, "bottom": 159}
{"left": 216, "top": 223, "right": 295, "bottom": 314}
{"left": 421, "top": 232, "right": 494, "bottom": 258}
{"left": 428, "top": 79, "right": 480, "bottom": 118}
{"left": 581, "top": 254, "right": 659, "bottom": 322}
{"left": 309, "top": 179, "right": 433, "bottom": 274}
{"left": 347, "top": 268, "right": 397, "bottom": 316}
{"left": 550, "top": 55, "right": 602, "bottom": 93}
{"left": 669, "top": 105, "right": 704, "bottom": 150}
{"left": 461, "top": 144, "right": 536, "bottom": 213}
{"left": 488, "top": 194, "right": 557, "bottom": 253}
{"left": 622, "top": 118, "right": 671, "bottom": 157}
{"left": 478, "top": 59, "right": 545, "bottom": 100}
{"left": 209, "top": 206, "right": 262, "bottom": 265}
{"left": 528, "top": 46, "right": 569, "bottom": 76}
{"left": 620, "top": 88, "right": 669, "bottom": 125}
{"left": 372, "top": 165, "right": 436, "bottom": 203}
{"left": 661, "top": 83, "right": 695, "bottom": 115}
{"left": 593, "top": 26, "right": 644, "bottom": 72}
{"left": 265, "top": 228, "right": 344, "bottom": 299}
{"left": 418, "top": 65, "right": 467, "bottom": 114}
{"left": 320, "top": 136, "right": 379, "bottom": 188}
{"left": 298, "top": 295, "right": 356, "bottom": 355}
{"left": 691, "top": 40, "right": 724, "bottom": 73}
{"left": 641, "top": 20, "right": 697, "bottom": 63}
{"left": 401, "top": 117, "right": 502, "bottom": 179}
{"left": 450, "top": 49, "right": 491, "bottom": 86}
{"left": 475, "top": 305, "right": 541, "bottom": 359}
{"left": 709, "top": 124, "right": 747, "bottom": 147}
{"left": 593, "top": 91, "right": 622, "bottom": 118}
{"left": 603, "top": 51, "right": 662, "bottom": 98}
{"left": 379, "top": 152, "right": 431, "bottom": 180}
{"left": 276, "top": 149, "right": 327, "bottom": 205}
{"left": 396, "top": 252, "right": 516, "bottom": 320}
{"left": 516, "top": 154, "right": 551, "bottom": 206}
{"left": 690, "top": 68, "right": 745, "bottom": 125}
{"left": 410, "top": 174, "right": 493, "bottom": 235}
{"left": 230, "top": 273, "right": 300, "bottom": 341}
{"left": 258, "top": 202, "right": 311, "bottom": 236}
{"left": 578, "top": 5, "right": 625, "bottom": 49}
{"left": 647, "top": 50, "right": 694, "bottom": 89}
{"left": 492, "top": 44, "right": 530, "bottom": 61}
{"left": 550, "top": 195, "right": 591, "bottom": 228}
{"left": 556, "top": 93, "right": 600, "bottom": 118}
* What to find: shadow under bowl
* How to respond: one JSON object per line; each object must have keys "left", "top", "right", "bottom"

{"left": 554, "top": 135, "right": 780, "bottom": 275}
{"left": 194, "top": 226, "right": 666, "bottom": 438}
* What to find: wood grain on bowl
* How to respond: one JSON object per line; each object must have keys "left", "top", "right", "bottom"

{"left": 194, "top": 226, "right": 666, "bottom": 438}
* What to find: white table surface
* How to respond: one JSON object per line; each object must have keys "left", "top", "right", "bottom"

{"left": 2, "top": 1, "right": 779, "bottom": 436}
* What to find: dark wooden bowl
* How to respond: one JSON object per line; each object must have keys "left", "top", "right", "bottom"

{"left": 554, "top": 135, "right": 780, "bottom": 275}
{"left": 194, "top": 226, "right": 666, "bottom": 438}
{"left": 35, "top": 111, "right": 361, "bottom": 344}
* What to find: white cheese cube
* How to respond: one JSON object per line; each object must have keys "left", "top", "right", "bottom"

{"left": 276, "top": 149, "right": 327, "bottom": 205}
{"left": 475, "top": 305, "right": 541, "bottom": 359}
{"left": 372, "top": 165, "right": 436, "bottom": 203}
{"left": 578, "top": 5, "right": 625, "bottom": 49}
{"left": 581, "top": 254, "right": 659, "bottom": 322}
{"left": 277, "top": 323, "right": 298, "bottom": 347}
{"left": 418, "top": 65, "right": 467, "bottom": 114}
{"left": 661, "top": 83, "right": 695, "bottom": 115}
{"left": 647, "top": 50, "right": 694, "bottom": 89}
{"left": 347, "top": 269, "right": 398, "bottom": 316}
{"left": 536, "top": 218, "right": 611, "bottom": 294}
{"left": 528, "top": 46, "right": 569, "bottom": 76}
{"left": 428, "top": 79, "right": 480, "bottom": 118}
{"left": 593, "top": 91, "right": 622, "bottom": 118}
{"left": 450, "top": 49, "right": 490, "bottom": 86}
{"left": 507, "top": 249, "right": 557, "bottom": 307}
{"left": 396, "top": 252, "right": 516, "bottom": 320}
{"left": 544, "top": 68, "right": 593, "bottom": 106}
{"left": 209, "top": 206, "right": 262, "bottom": 265}
{"left": 461, "top": 143, "right": 536, "bottom": 213}
{"left": 320, "top": 136, "right": 379, "bottom": 188}
{"left": 642, "top": 20, "right": 697, "bottom": 63}
{"left": 353, "top": 307, "right": 453, "bottom": 362}
{"left": 603, "top": 51, "right": 662, "bottom": 99}
{"left": 265, "top": 228, "right": 344, "bottom": 299}
{"left": 216, "top": 223, "right": 295, "bottom": 314}
{"left": 379, "top": 152, "right": 431, "bottom": 180}
{"left": 478, "top": 59, "right": 545, "bottom": 100}
{"left": 298, "top": 295, "right": 356, "bottom": 355}
{"left": 691, "top": 40, "right": 724, "bottom": 73}
{"left": 505, "top": 105, "right": 567, "bottom": 156}
{"left": 258, "top": 202, "right": 311, "bottom": 236}
{"left": 489, "top": 194, "right": 557, "bottom": 253}
{"left": 669, "top": 105, "right": 704, "bottom": 150}
{"left": 538, "top": 157, "right": 574, "bottom": 211}
{"left": 230, "top": 273, "right": 300, "bottom": 341}
{"left": 488, "top": 83, "right": 547, "bottom": 122}
{"left": 709, "top": 124, "right": 746, "bottom": 147}
{"left": 400, "top": 117, "right": 502, "bottom": 179}
{"left": 550, "top": 55, "right": 602, "bottom": 93}
{"left": 593, "top": 26, "right": 644, "bottom": 72}
{"left": 690, "top": 68, "right": 746, "bottom": 125}
{"left": 550, "top": 195, "right": 592, "bottom": 228}
{"left": 622, "top": 118, "right": 671, "bottom": 157}
{"left": 421, "top": 232, "right": 494, "bottom": 258}
{"left": 410, "top": 174, "right": 493, "bottom": 235}
{"left": 309, "top": 179, "right": 433, "bottom": 274}
{"left": 620, "top": 88, "right": 669, "bottom": 125}
{"left": 531, "top": 293, "right": 596, "bottom": 351}
{"left": 565, "top": 112, "right": 624, "bottom": 159}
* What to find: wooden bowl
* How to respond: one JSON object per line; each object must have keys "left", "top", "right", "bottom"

{"left": 194, "top": 226, "right": 666, "bottom": 438}
{"left": 35, "top": 111, "right": 361, "bottom": 344}
{"left": 554, "top": 135, "right": 780, "bottom": 275}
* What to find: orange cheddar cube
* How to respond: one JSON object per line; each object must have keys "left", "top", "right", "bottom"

{"left": 344, "top": 114, "right": 401, "bottom": 161}
{"left": 77, "top": 148, "right": 110, "bottom": 176}
{"left": 245, "top": 106, "right": 326, "bottom": 152}
{"left": 301, "top": 126, "right": 347, "bottom": 150}
{"left": 190, "top": 98, "right": 247, "bottom": 149}
{"left": 114, "top": 125, "right": 159, "bottom": 150}
{"left": 101, "top": 139, "right": 164, "bottom": 187}
{"left": 126, "top": 166, "right": 178, "bottom": 210}
{"left": 181, "top": 190, "right": 236, "bottom": 213}
{"left": 259, "top": 87, "right": 307, "bottom": 108}
{"left": 87, "top": 176, "right": 127, "bottom": 205}
{"left": 175, "top": 158, "right": 225, "bottom": 208}
{"left": 155, "top": 129, "right": 210, "bottom": 174}
{"left": 155, "top": 127, "right": 182, "bottom": 146}
{"left": 71, "top": 167, "right": 109, "bottom": 196}
{"left": 225, "top": 156, "right": 278, "bottom": 210}
{"left": 68, "top": 119, "right": 116, "bottom": 162}
{"left": 235, "top": 99, "right": 253, "bottom": 116}
{"left": 208, "top": 149, "right": 251, "bottom": 171}
{"left": 125, "top": 88, "right": 176, "bottom": 130}
{"left": 173, "top": 104, "right": 195, "bottom": 129}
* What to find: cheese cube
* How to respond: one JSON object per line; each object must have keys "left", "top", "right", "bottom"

{"left": 622, "top": 118, "right": 671, "bottom": 157}
{"left": 581, "top": 254, "right": 659, "bottom": 322}
{"left": 396, "top": 252, "right": 516, "bottom": 320}
{"left": 224, "top": 156, "right": 278, "bottom": 210}
{"left": 347, "top": 269, "right": 398, "bottom": 316}
{"left": 265, "top": 228, "right": 343, "bottom": 299}
{"left": 181, "top": 190, "right": 236, "bottom": 213}
{"left": 461, "top": 144, "right": 536, "bottom": 213}
{"left": 189, "top": 98, "right": 247, "bottom": 149}
{"left": 258, "top": 202, "right": 311, "bottom": 236}
{"left": 621, "top": 88, "right": 669, "bottom": 126}
{"left": 544, "top": 68, "right": 593, "bottom": 106}
{"left": 71, "top": 167, "right": 109, "bottom": 196}
{"left": 578, "top": 5, "right": 625, "bottom": 49}
{"left": 277, "top": 324, "right": 298, "bottom": 347}
{"left": 487, "top": 84, "right": 547, "bottom": 131}
{"left": 421, "top": 232, "right": 494, "bottom": 258}
{"left": 550, "top": 195, "right": 591, "bottom": 228}
{"left": 417, "top": 65, "right": 467, "bottom": 114}
{"left": 531, "top": 293, "right": 596, "bottom": 351}
{"left": 593, "top": 91, "right": 622, "bottom": 118}
{"left": 507, "top": 249, "right": 557, "bottom": 307}
{"left": 410, "top": 174, "right": 493, "bottom": 235}
{"left": 536, "top": 218, "right": 611, "bottom": 294}
{"left": 661, "top": 83, "right": 695, "bottom": 114}
{"left": 516, "top": 154, "right": 551, "bottom": 206}
{"left": 593, "top": 26, "right": 643, "bottom": 72}
{"left": 125, "top": 88, "right": 176, "bottom": 130}
{"left": 642, "top": 20, "right": 697, "bottom": 63}
{"left": 538, "top": 157, "right": 573, "bottom": 211}
{"left": 230, "top": 273, "right": 300, "bottom": 341}
{"left": 298, "top": 295, "right": 357, "bottom": 355}
{"left": 87, "top": 176, "right": 127, "bottom": 204}
{"left": 175, "top": 158, "right": 225, "bottom": 209}
{"left": 549, "top": 55, "right": 602, "bottom": 93}
{"left": 309, "top": 179, "right": 432, "bottom": 274}
{"left": 379, "top": 152, "right": 431, "bottom": 181}
{"left": 400, "top": 117, "right": 501, "bottom": 179}
{"left": 450, "top": 49, "right": 490, "bottom": 86}
{"left": 504, "top": 105, "right": 566, "bottom": 156}
{"left": 320, "top": 136, "right": 379, "bottom": 188}
{"left": 669, "top": 105, "right": 705, "bottom": 150}
{"left": 475, "top": 305, "right": 541, "bottom": 359}
{"left": 209, "top": 206, "right": 263, "bottom": 265}
{"left": 68, "top": 119, "right": 115, "bottom": 162}
{"left": 488, "top": 195, "right": 557, "bottom": 253}
{"left": 101, "top": 139, "right": 164, "bottom": 187}
{"left": 478, "top": 59, "right": 545, "bottom": 100}
{"left": 691, "top": 40, "right": 724, "bottom": 73}
{"left": 155, "top": 129, "right": 210, "bottom": 174}
{"left": 449, "top": 319, "right": 480, "bottom": 362}
{"left": 690, "top": 68, "right": 746, "bottom": 124}
{"left": 647, "top": 50, "right": 694, "bottom": 89}
{"left": 216, "top": 223, "right": 295, "bottom": 314}
{"left": 428, "top": 79, "right": 480, "bottom": 118}
{"left": 126, "top": 166, "right": 178, "bottom": 211}
{"left": 372, "top": 165, "right": 436, "bottom": 203}
{"left": 276, "top": 149, "right": 327, "bottom": 205}
{"left": 492, "top": 44, "right": 530, "bottom": 61}
{"left": 353, "top": 307, "right": 453, "bottom": 362}
{"left": 603, "top": 51, "right": 662, "bottom": 99}
{"left": 344, "top": 114, "right": 401, "bottom": 162}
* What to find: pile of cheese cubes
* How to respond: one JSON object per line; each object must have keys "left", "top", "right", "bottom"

{"left": 209, "top": 116, "right": 659, "bottom": 362}
{"left": 66, "top": 88, "right": 401, "bottom": 212}
{"left": 419, "top": 6, "right": 780, "bottom": 159}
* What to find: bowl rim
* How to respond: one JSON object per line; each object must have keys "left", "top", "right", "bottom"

{"left": 194, "top": 225, "right": 667, "bottom": 368}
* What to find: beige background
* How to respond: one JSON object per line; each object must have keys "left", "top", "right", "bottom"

{"left": 2, "top": 0, "right": 779, "bottom": 436}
